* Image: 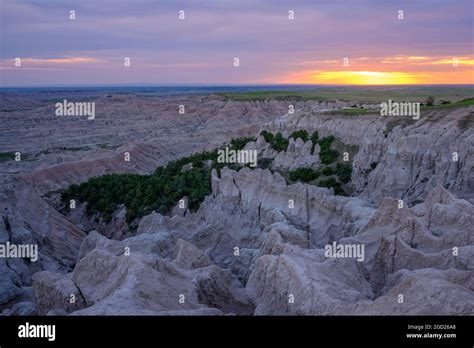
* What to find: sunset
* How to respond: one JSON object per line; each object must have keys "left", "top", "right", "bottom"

{"left": 1, "top": 0, "right": 473, "bottom": 86}
{"left": 280, "top": 56, "right": 474, "bottom": 84}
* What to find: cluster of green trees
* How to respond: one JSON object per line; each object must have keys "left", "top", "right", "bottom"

{"left": 334, "top": 162, "right": 352, "bottom": 184}
{"left": 322, "top": 166, "right": 333, "bottom": 176}
{"left": 287, "top": 166, "right": 349, "bottom": 196}
{"left": 287, "top": 162, "right": 352, "bottom": 196}
{"left": 318, "top": 135, "right": 339, "bottom": 164}
{"left": 258, "top": 129, "right": 352, "bottom": 196}
{"left": 260, "top": 130, "right": 274, "bottom": 143}
{"left": 289, "top": 167, "right": 320, "bottom": 182}
{"left": 259, "top": 130, "right": 291, "bottom": 152}
{"left": 229, "top": 137, "right": 256, "bottom": 151}
{"left": 61, "top": 137, "right": 256, "bottom": 225}
{"left": 60, "top": 131, "right": 353, "bottom": 224}
{"left": 289, "top": 130, "right": 309, "bottom": 142}
{"left": 260, "top": 130, "right": 285, "bottom": 151}
{"left": 257, "top": 131, "right": 285, "bottom": 152}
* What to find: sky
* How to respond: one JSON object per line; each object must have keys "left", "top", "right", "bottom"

{"left": 0, "top": 0, "right": 473, "bottom": 86}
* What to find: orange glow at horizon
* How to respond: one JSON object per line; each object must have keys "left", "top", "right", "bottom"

{"left": 279, "top": 55, "right": 474, "bottom": 85}
{"left": 310, "top": 71, "right": 422, "bottom": 85}
{"left": 281, "top": 70, "right": 474, "bottom": 85}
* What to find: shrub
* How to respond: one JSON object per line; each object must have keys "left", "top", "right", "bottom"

{"left": 271, "top": 132, "right": 289, "bottom": 152}
{"left": 230, "top": 136, "right": 256, "bottom": 151}
{"left": 335, "top": 162, "right": 352, "bottom": 183}
{"left": 318, "top": 135, "right": 334, "bottom": 152}
{"left": 0, "top": 152, "right": 16, "bottom": 162}
{"left": 320, "top": 149, "right": 339, "bottom": 164}
{"left": 322, "top": 166, "right": 334, "bottom": 176}
{"left": 318, "top": 135, "right": 338, "bottom": 164}
{"left": 426, "top": 96, "right": 435, "bottom": 106}
{"left": 318, "top": 177, "right": 338, "bottom": 187}
{"left": 310, "top": 131, "right": 319, "bottom": 153}
{"left": 310, "top": 131, "right": 319, "bottom": 144}
{"left": 260, "top": 130, "right": 274, "bottom": 143}
{"left": 289, "top": 130, "right": 309, "bottom": 142}
{"left": 289, "top": 167, "right": 320, "bottom": 182}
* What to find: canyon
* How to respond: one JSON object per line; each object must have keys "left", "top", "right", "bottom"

{"left": 0, "top": 90, "right": 473, "bottom": 315}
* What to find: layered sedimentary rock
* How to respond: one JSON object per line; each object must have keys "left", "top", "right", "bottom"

{"left": 0, "top": 180, "right": 85, "bottom": 309}
{"left": 244, "top": 135, "right": 320, "bottom": 171}
{"left": 1, "top": 92, "right": 473, "bottom": 315}
{"left": 31, "top": 167, "right": 473, "bottom": 315}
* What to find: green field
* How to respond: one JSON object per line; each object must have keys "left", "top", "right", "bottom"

{"left": 325, "top": 97, "right": 474, "bottom": 116}
{"left": 218, "top": 86, "right": 474, "bottom": 103}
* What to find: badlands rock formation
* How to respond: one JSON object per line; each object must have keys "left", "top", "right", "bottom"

{"left": 244, "top": 135, "right": 321, "bottom": 171}
{"left": 30, "top": 168, "right": 474, "bottom": 315}
{"left": 266, "top": 106, "right": 474, "bottom": 205}
{"left": 0, "top": 91, "right": 473, "bottom": 315}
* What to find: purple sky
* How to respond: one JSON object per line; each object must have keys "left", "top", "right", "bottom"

{"left": 1, "top": 0, "right": 473, "bottom": 86}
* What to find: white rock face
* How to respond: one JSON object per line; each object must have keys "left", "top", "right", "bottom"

{"left": 0, "top": 180, "right": 85, "bottom": 309}
{"left": 244, "top": 135, "right": 320, "bottom": 171}
{"left": 31, "top": 166, "right": 472, "bottom": 315}
{"left": 32, "top": 230, "right": 253, "bottom": 315}
{"left": 272, "top": 138, "right": 320, "bottom": 171}
{"left": 245, "top": 182, "right": 474, "bottom": 315}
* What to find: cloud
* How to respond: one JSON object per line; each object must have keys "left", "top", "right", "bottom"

{"left": 1, "top": 0, "right": 473, "bottom": 85}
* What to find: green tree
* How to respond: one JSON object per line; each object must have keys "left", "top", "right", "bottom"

{"left": 260, "top": 130, "right": 274, "bottom": 143}
{"left": 322, "top": 166, "right": 333, "bottom": 176}
{"left": 289, "top": 130, "right": 309, "bottom": 142}
{"left": 271, "top": 132, "right": 289, "bottom": 152}
{"left": 289, "top": 168, "right": 320, "bottom": 182}
{"left": 335, "top": 162, "right": 352, "bottom": 183}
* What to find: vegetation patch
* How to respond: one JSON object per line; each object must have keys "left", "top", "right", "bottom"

{"left": 326, "top": 108, "right": 378, "bottom": 116}
{"left": 289, "top": 130, "right": 309, "bottom": 142}
{"left": 0, "top": 152, "right": 16, "bottom": 162}
{"left": 421, "top": 97, "right": 474, "bottom": 111}
{"left": 288, "top": 167, "right": 320, "bottom": 183}
{"left": 60, "top": 128, "right": 359, "bottom": 225}
{"left": 318, "top": 135, "right": 339, "bottom": 164}
{"left": 261, "top": 131, "right": 289, "bottom": 152}
{"left": 0, "top": 152, "right": 36, "bottom": 162}
{"left": 61, "top": 137, "right": 256, "bottom": 226}
{"left": 217, "top": 86, "right": 473, "bottom": 103}
{"left": 335, "top": 162, "right": 352, "bottom": 183}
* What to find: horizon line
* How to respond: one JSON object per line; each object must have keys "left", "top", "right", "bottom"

{"left": 1, "top": 83, "right": 474, "bottom": 89}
